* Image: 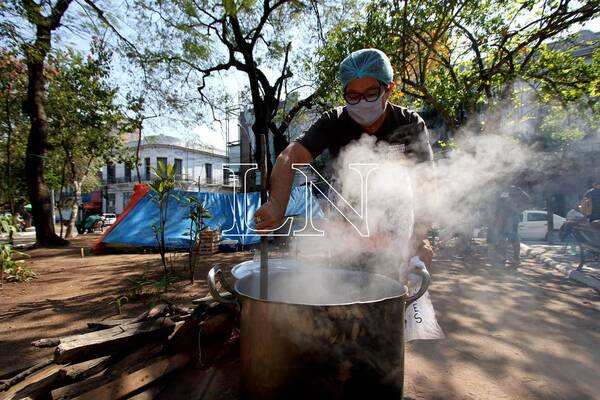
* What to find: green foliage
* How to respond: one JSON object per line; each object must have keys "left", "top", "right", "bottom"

{"left": 0, "top": 214, "right": 33, "bottom": 283}
{"left": 109, "top": 295, "right": 129, "bottom": 315}
{"left": 184, "top": 195, "right": 211, "bottom": 283}
{"left": 0, "top": 49, "right": 29, "bottom": 209}
{"left": 46, "top": 40, "right": 125, "bottom": 186}
{"left": 129, "top": 0, "right": 350, "bottom": 158}
{"left": 126, "top": 271, "right": 176, "bottom": 298}
{"left": 538, "top": 101, "right": 598, "bottom": 149}
{"left": 148, "top": 161, "right": 179, "bottom": 279}
{"left": 316, "top": 0, "right": 600, "bottom": 134}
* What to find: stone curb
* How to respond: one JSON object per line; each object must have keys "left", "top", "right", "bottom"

{"left": 521, "top": 243, "right": 600, "bottom": 292}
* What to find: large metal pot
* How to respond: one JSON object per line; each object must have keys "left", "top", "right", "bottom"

{"left": 208, "top": 263, "right": 429, "bottom": 400}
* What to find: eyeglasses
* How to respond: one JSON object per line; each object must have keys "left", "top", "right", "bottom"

{"left": 344, "top": 84, "right": 386, "bottom": 105}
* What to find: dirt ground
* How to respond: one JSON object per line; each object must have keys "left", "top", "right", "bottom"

{"left": 0, "top": 234, "right": 253, "bottom": 370}
{"left": 1, "top": 237, "right": 598, "bottom": 399}
{"left": 404, "top": 242, "right": 599, "bottom": 400}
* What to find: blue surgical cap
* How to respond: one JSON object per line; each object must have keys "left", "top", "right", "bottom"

{"left": 339, "top": 48, "right": 394, "bottom": 88}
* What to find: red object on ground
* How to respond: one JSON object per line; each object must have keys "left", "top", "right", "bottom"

{"left": 91, "top": 184, "right": 150, "bottom": 253}
{"left": 83, "top": 190, "right": 103, "bottom": 211}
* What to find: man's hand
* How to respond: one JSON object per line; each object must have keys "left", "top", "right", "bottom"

{"left": 254, "top": 199, "right": 285, "bottom": 231}
{"left": 416, "top": 239, "right": 434, "bottom": 270}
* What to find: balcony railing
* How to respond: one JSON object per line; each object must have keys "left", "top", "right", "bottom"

{"left": 103, "top": 173, "right": 196, "bottom": 185}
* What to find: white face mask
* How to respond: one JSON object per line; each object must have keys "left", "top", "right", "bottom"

{"left": 346, "top": 95, "right": 385, "bottom": 127}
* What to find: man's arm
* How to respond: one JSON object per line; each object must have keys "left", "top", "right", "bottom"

{"left": 254, "top": 142, "right": 313, "bottom": 230}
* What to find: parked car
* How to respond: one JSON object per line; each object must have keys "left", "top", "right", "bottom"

{"left": 519, "top": 210, "right": 565, "bottom": 241}
{"left": 101, "top": 213, "right": 117, "bottom": 226}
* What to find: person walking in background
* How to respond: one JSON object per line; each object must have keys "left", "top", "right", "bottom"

{"left": 580, "top": 180, "right": 600, "bottom": 227}
{"left": 490, "top": 184, "right": 531, "bottom": 267}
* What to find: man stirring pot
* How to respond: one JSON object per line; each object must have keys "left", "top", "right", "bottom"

{"left": 254, "top": 48, "right": 435, "bottom": 274}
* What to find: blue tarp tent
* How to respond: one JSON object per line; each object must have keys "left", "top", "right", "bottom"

{"left": 94, "top": 185, "right": 323, "bottom": 250}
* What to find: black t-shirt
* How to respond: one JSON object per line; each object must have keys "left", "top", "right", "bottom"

{"left": 295, "top": 103, "right": 434, "bottom": 163}
{"left": 584, "top": 187, "right": 600, "bottom": 222}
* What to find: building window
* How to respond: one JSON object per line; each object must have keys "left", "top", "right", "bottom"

{"left": 205, "top": 163, "right": 213, "bottom": 184}
{"left": 174, "top": 158, "right": 183, "bottom": 180}
{"left": 124, "top": 163, "right": 132, "bottom": 182}
{"left": 145, "top": 158, "right": 151, "bottom": 180}
{"left": 107, "top": 163, "right": 115, "bottom": 184}
{"left": 224, "top": 168, "right": 230, "bottom": 185}
{"left": 528, "top": 212, "right": 547, "bottom": 222}
{"left": 123, "top": 191, "right": 133, "bottom": 210}
{"left": 107, "top": 193, "right": 116, "bottom": 213}
{"left": 157, "top": 157, "right": 168, "bottom": 169}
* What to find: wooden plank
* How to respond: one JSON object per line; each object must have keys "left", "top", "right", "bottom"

{"left": 0, "top": 358, "right": 53, "bottom": 391}
{"left": 50, "top": 344, "right": 164, "bottom": 400}
{"left": 87, "top": 318, "right": 137, "bottom": 330}
{"left": 0, "top": 358, "right": 52, "bottom": 381}
{"left": 87, "top": 309, "right": 152, "bottom": 331}
{"left": 126, "top": 382, "right": 166, "bottom": 400}
{"left": 59, "top": 356, "right": 111, "bottom": 381}
{"left": 54, "top": 319, "right": 175, "bottom": 363}
{"left": 105, "top": 344, "right": 164, "bottom": 377}
{"left": 1, "top": 363, "right": 62, "bottom": 400}
{"left": 70, "top": 353, "right": 191, "bottom": 400}
{"left": 50, "top": 372, "right": 107, "bottom": 400}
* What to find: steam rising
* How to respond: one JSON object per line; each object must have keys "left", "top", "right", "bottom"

{"left": 290, "top": 120, "right": 536, "bottom": 284}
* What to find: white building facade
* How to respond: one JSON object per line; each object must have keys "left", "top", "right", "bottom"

{"left": 101, "top": 134, "right": 229, "bottom": 214}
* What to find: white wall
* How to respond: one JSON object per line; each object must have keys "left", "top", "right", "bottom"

{"left": 102, "top": 140, "right": 228, "bottom": 214}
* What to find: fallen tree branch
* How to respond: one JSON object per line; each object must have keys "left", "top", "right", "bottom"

{"left": 0, "top": 357, "right": 53, "bottom": 391}
{"left": 31, "top": 337, "right": 61, "bottom": 348}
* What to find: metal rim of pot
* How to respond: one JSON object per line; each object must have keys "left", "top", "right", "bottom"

{"left": 207, "top": 263, "right": 430, "bottom": 307}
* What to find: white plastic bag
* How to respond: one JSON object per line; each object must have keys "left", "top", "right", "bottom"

{"left": 404, "top": 257, "right": 445, "bottom": 342}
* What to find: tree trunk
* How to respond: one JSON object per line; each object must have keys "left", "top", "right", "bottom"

{"left": 65, "top": 180, "right": 81, "bottom": 239}
{"left": 251, "top": 104, "right": 273, "bottom": 186}
{"left": 23, "top": 27, "right": 68, "bottom": 246}
{"left": 272, "top": 130, "right": 289, "bottom": 160}
{"left": 58, "top": 159, "right": 67, "bottom": 238}
{"left": 4, "top": 93, "right": 14, "bottom": 214}
{"left": 135, "top": 123, "right": 142, "bottom": 183}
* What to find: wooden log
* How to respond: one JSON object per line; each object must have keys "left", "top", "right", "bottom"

{"left": 54, "top": 319, "right": 175, "bottom": 363}
{"left": 0, "top": 358, "right": 52, "bottom": 381}
{"left": 147, "top": 303, "right": 168, "bottom": 319}
{"left": 127, "top": 382, "right": 166, "bottom": 400}
{"left": 169, "top": 304, "right": 193, "bottom": 315}
{"left": 70, "top": 353, "right": 191, "bottom": 400}
{"left": 105, "top": 344, "right": 164, "bottom": 377}
{"left": 169, "top": 313, "right": 191, "bottom": 323}
{"left": 0, "top": 358, "right": 53, "bottom": 391}
{"left": 31, "top": 337, "right": 61, "bottom": 348}
{"left": 88, "top": 309, "right": 153, "bottom": 331}
{"left": 58, "top": 356, "right": 111, "bottom": 381}
{"left": 1, "top": 363, "right": 62, "bottom": 400}
{"left": 51, "top": 372, "right": 107, "bottom": 400}
{"left": 192, "top": 294, "right": 215, "bottom": 305}
{"left": 198, "top": 313, "right": 237, "bottom": 367}
{"left": 50, "top": 344, "right": 164, "bottom": 400}
{"left": 192, "top": 293, "right": 234, "bottom": 305}
{"left": 86, "top": 318, "right": 137, "bottom": 330}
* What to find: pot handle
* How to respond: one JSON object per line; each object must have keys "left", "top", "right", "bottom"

{"left": 404, "top": 263, "right": 431, "bottom": 306}
{"left": 207, "top": 265, "right": 237, "bottom": 304}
